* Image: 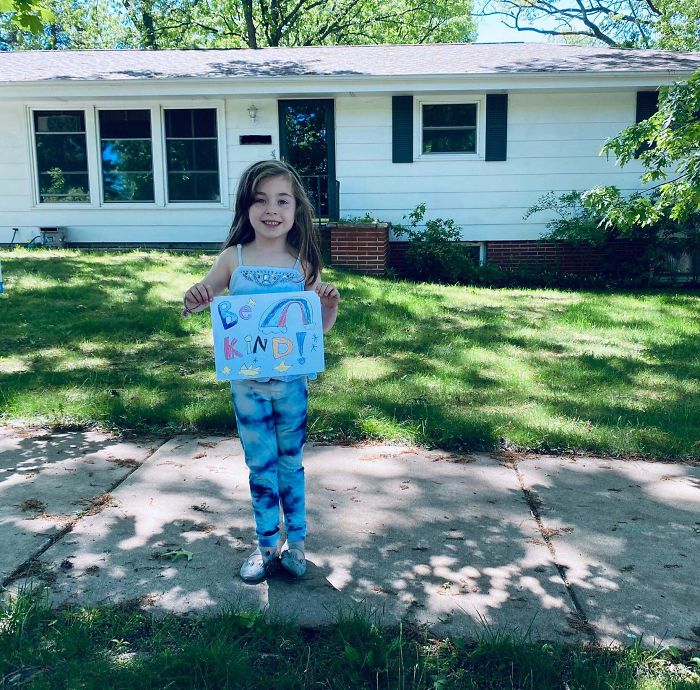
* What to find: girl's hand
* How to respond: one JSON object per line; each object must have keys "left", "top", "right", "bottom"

{"left": 182, "top": 283, "right": 214, "bottom": 317}
{"left": 315, "top": 281, "right": 340, "bottom": 310}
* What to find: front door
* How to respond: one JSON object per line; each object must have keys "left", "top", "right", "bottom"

{"left": 278, "top": 99, "right": 337, "bottom": 220}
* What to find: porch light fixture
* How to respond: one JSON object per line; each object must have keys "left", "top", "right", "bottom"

{"left": 247, "top": 103, "right": 258, "bottom": 124}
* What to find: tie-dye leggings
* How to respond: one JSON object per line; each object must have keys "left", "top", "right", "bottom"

{"left": 231, "top": 377, "right": 308, "bottom": 548}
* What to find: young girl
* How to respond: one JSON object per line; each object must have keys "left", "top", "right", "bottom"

{"left": 183, "top": 160, "right": 339, "bottom": 582}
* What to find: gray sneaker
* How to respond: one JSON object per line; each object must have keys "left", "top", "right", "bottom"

{"left": 280, "top": 542, "right": 307, "bottom": 578}
{"left": 240, "top": 546, "right": 278, "bottom": 582}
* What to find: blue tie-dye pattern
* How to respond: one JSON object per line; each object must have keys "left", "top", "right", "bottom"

{"left": 229, "top": 246, "right": 310, "bottom": 549}
{"left": 232, "top": 377, "right": 308, "bottom": 547}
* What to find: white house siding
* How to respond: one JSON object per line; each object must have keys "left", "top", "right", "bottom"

{"left": 0, "top": 101, "right": 35, "bottom": 241}
{"left": 0, "top": 88, "right": 650, "bottom": 245}
{"left": 0, "top": 95, "right": 309, "bottom": 245}
{"left": 1, "top": 97, "right": 245, "bottom": 245}
{"left": 224, "top": 96, "right": 280, "bottom": 207}
{"left": 335, "top": 91, "right": 645, "bottom": 241}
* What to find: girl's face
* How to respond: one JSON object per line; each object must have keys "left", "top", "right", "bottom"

{"left": 248, "top": 175, "right": 296, "bottom": 241}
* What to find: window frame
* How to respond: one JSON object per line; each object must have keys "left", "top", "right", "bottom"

{"left": 97, "top": 106, "right": 158, "bottom": 206}
{"left": 160, "top": 105, "right": 226, "bottom": 206}
{"left": 414, "top": 95, "right": 486, "bottom": 161}
{"left": 27, "top": 101, "right": 227, "bottom": 209}
{"left": 27, "top": 105, "right": 101, "bottom": 209}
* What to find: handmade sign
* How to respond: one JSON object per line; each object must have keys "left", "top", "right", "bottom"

{"left": 210, "top": 291, "right": 325, "bottom": 381}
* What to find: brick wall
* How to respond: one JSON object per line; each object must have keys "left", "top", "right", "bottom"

{"left": 388, "top": 239, "right": 649, "bottom": 276}
{"left": 486, "top": 240, "right": 648, "bottom": 274}
{"left": 327, "top": 223, "right": 388, "bottom": 275}
{"left": 389, "top": 241, "right": 481, "bottom": 274}
{"left": 388, "top": 241, "right": 410, "bottom": 273}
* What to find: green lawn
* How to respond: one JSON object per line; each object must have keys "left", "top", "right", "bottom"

{"left": 1, "top": 248, "right": 698, "bottom": 458}
{"left": 2, "top": 588, "right": 699, "bottom": 690}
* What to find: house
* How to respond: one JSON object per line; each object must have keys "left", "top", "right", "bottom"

{"left": 1, "top": 43, "right": 699, "bottom": 274}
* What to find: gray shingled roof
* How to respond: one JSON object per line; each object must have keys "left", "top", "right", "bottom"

{"left": 1, "top": 43, "right": 699, "bottom": 83}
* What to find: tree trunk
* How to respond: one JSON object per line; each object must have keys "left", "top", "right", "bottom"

{"left": 241, "top": 0, "right": 258, "bottom": 47}
{"left": 141, "top": 7, "right": 158, "bottom": 49}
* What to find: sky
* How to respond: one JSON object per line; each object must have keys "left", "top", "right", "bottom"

{"left": 474, "top": 13, "right": 545, "bottom": 43}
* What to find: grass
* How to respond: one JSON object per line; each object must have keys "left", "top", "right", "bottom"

{"left": 1, "top": 248, "right": 699, "bottom": 458}
{"left": 1, "top": 587, "right": 699, "bottom": 689}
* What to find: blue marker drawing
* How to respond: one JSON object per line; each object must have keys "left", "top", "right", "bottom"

{"left": 218, "top": 301, "right": 238, "bottom": 330}
{"left": 296, "top": 331, "right": 306, "bottom": 364}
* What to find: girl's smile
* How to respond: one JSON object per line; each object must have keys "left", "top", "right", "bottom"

{"left": 248, "top": 175, "right": 296, "bottom": 239}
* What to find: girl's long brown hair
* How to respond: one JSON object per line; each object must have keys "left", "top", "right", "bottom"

{"left": 222, "top": 160, "right": 322, "bottom": 285}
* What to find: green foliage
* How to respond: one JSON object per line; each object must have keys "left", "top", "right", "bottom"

{"left": 526, "top": 188, "right": 700, "bottom": 286}
{"left": 0, "top": 0, "right": 53, "bottom": 33}
{"left": 1, "top": 0, "right": 129, "bottom": 49}
{"left": 43, "top": 167, "right": 89, "bottom": 203}
{"left": 1, "top": 0, "right": 475, "bottom": 49}
{"left": 393, "top": 202, "right": 630, "bottom": 288}
{"left": 586, "top": 73, "right": 700, "bottom": 229}
{"left": 524, "top": 190, "right": 608, "bottom": 244}
{"left": 339, "top": 213, "right": 386, "bottom": 224}
{"left": 655, "top": 0, "right": 700, "bottom": 50}
{"left": 392, "top": 203, "right": 479, "bottom": 284}
{"left": 338, "top": 610, "right": 409, "bottom": 685}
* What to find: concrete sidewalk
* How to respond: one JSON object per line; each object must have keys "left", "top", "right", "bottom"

{"left": 1, "top": 426, "right": 698, "bottom": 649}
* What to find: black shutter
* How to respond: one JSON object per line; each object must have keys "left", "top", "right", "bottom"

{"left": 635, "top": 91, "right": 659, "bottom": 158}
{"left": 485, "top": 93, "right": 508, "bottom": 162}
{"left": 636, "top": 91, "right": 659, "bottom": 123}
{"left": 392, "top": 96, "right": 413, "bottom": 163}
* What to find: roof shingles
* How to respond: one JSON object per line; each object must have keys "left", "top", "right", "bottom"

{"left": 1, "top": 43, "right": 699, "bottom": 83}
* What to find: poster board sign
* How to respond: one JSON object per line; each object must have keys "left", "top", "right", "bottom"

{"left": 210, "top": 291, "right": 325, "bottom": 381}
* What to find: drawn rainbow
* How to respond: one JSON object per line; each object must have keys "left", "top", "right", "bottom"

{"left": 260, "top": 298, "right": 313, "bottom": 333}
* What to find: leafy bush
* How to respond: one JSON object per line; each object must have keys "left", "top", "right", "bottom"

{"left": 392, "top": 203, "right": 478, "bottom": 284}
{"left": 391, "top": 202, "right": 621, "bottom": 289}
{"left": 339, "top": 213, "right": 385, "bottom": 224}
{"left": 525, "top": 189, "right": 700, "bottom": 286}
{"left": 523, "top": 190, "right": 607, "bottom": 244}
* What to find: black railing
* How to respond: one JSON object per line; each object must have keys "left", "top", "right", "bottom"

{"left": 300, "top": 174, "right": 339, "bottom": 220}
{"left": 300, "top": 174, "right": 328, "bottom": 218}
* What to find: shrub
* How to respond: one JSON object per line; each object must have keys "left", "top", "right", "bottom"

{"left": 392, "top": 203, "right": 478, "bottom": 284}
{"left": 525, "top": 189, "right": 700, "bottom": 286}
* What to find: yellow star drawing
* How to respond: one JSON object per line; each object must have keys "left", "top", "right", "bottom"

{"left": 222, "top": 366, "right": 231, "bottom": 375}
{"left": 248, "top": 298, "right": 256, "bottom": 306}
{"left": 273, "top": 360, "right": 291, "bottom": 373}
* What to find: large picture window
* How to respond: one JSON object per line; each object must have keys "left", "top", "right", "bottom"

{"left": 33, "top": 111, "right": 90, "bottom": 203}
{"left": 99, "top": 109, "right": 154, "bottom": 203}
{"left": 164, "top": 109, "right": 220, "bottom": 202}
{"left": 422, "top": 103, "right": 477, "bottom": 154}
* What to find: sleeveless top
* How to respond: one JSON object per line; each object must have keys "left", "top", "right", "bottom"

{"left": 228, "top": 244, "right": 315, "bottom": 382}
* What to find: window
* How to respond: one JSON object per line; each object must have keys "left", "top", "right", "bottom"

{"left": 99, "top": 109, "right": 154, "bottom": 202}
{"left": 422, "top": 103, "right": 477, "bottom": 154}
{"left": 33, "top": 111, "right": 90, "bottom": 203}
{"left": 164, "top": 108, "right": 220, "bottom": 202}
{"left": 31, "top": 105, "right": 223, "bottom": 206}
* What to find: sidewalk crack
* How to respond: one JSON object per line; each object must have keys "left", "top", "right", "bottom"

{"left": 2, "top": 438, "right": 168, "bottom": 589}
{"left": 512, "top": 462, "right": 598, "bottom": 644}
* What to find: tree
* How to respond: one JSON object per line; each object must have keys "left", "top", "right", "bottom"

{"left": 655, "top": 0, "right": 700, "bottom": 51}
{"left": 583, "top": 72, "right": 700, "bottom": 230}
{"left": 1, "top": 0, "right": 130, "bottom": 50}
{"left": 1, "top": 0, "right": 475, "bottom": 49}
{"left": 477, "top": 0, "right": 700, "bottom": 50}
